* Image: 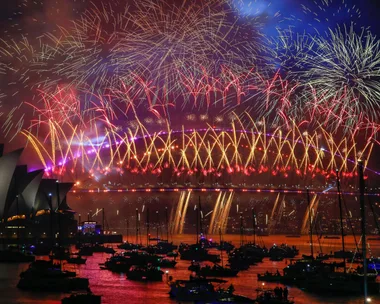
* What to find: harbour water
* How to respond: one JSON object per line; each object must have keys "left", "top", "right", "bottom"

{"left": 0, "top": 235, "right": 379, "bottom": 304}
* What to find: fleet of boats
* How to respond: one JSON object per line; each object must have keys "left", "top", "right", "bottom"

{"left": 1, "top": 229, "right": 379, "bottom": 304}
{"left": 1, "top": 169, "right": 379, "bottom": 303}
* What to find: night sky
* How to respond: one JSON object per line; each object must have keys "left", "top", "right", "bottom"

{"left": 1, "top": 1, "right": 380, "bottom": 34}
{"left": 0, "top": 0, "right": 380, "bottom": 174}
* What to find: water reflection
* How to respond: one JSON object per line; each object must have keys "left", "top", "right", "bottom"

{"left": 0, "top": 235, "right": 378, "bottom": 304}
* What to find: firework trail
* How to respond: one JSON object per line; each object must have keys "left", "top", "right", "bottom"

{"left": 0, "top": 0, "right": 379, "bottom": 169}
{"left": 300, "top": 0, "right": 362, "bottom": 33}
{"left": 20, "top": 99, "right": 375, "bottom": 188}
{"left": 304, "top": 25, "right": 380, "bottom": 129}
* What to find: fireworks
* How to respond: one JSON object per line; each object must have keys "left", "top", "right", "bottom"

{"left": 0, "top": 0, "right": 379, "bottom": 182}
{"left": 283, "top": 25, "right": 380, "bottom": 133}
{"left": 21, "top": 107, "right": 375, "bottom": 187}
{"left": 21, "top": 0, "right": 266, "bottom": 107}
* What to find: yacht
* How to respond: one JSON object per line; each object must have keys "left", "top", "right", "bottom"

{"left": 61, "top": 292, "right": 101, "bottom": 304}
{"left": 127, "top": 265, "right": 163, "bottom": 281}
{"left": 18, "top": 260, "right": 89, "bottom": 292}
{"left": 67, "top": 255, "right": 87, "bottom": 265}
{"left": 168, "top": 277, "right": 254, "bottom": 303}
{"left": 179, "top": 243, "right": 221, "bottom": 263}
{"left": 196, "top": 264, "right": 239, "bottom": 277}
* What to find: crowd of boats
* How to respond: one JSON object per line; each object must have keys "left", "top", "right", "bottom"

{"left": 0, "top": 212, "right": 378, "bottom": 304}
{"left": 101, "top": 231, "right": 380, "bottom": 302}
{"left": 0, "top": 167, "right": 378, "bottom": 303}
{"left": 2, "top": 242, "right": 115, "bottom": 303}
{"left": 99, "top": 236, "right": 298, "bottom": 303}
{"left": 0, "top": 231, "right": 378, "bottom": 303}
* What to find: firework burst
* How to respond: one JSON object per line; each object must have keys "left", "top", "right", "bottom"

{"left": 304, "top": 25, "right": 380, "bottom": 129}
{"left": 0, "top": 0, "right": 379, "bottom": 151}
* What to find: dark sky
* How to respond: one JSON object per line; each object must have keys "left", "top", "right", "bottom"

{"left": 0, "top": 0, "right": 380, "bottom": 170}
{"left": 1, "top": 0, "right": 380, "bottom": 36}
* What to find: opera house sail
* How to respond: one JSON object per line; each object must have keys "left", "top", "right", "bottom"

{"left": 0, "top": 145, "right": 77, "bottom": 240}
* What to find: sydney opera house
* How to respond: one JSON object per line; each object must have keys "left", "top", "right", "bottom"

{"left": 0, "top": 144, "right": 77, "bottom": 241}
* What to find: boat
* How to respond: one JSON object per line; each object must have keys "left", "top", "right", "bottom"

{"left": 333, "top": 250, "right": 358, "bottom": 259}
{"left": 180, "top": 198, "right": 221, "bottom": 263}
{"left": 188, "top": 261, "right": 201, "bottom": 271}
{"left": 168, "top": 277, "right": 254, "bottom": 303}
{"left": 156, "top": 241, "right": 178, "bottom": 252}
{"left": 239, "top": 242, "right": 268, "bottom": 258}
{"left": 157, "top": 258, "right": 177, "bottom": 268}
{"left": 126, "top": 265, "right": 164, "bottom": 281}
{"left": 179, "top": 243, "right": 221, "bottom": 263}
{"left": 268, "top": 244, "right": 299, "bottom": 259}
{"left": 289, "top": 169, "right": 380, "bottom": 296}
{"left": 141, "top": 244, "right": 177, "bottom": 255}
{"left": 77, "top": 243, "right": 115, "bottom": 254}
{"left": 230, "top": 209, "right": 268, "bottom": 268}
{"left": 196, "top": 264, "right": 239, "bottom": 277}
{"left": 61, "top": 292, "right": 101, "bottom": 304}
{"left": 168, "top": 277, "right": 224, "bottom": 302}
{"left": 117, "top": 242, "right": 142, "bottom": 250}
{"left": 282, "top": 258, "right": 336, "bottom": 283}
{"left": 67, "top": 255, "right": 87, "bottom": 265}
{"left": 49, "top": 246, "right": 71, "bottom": 261}
{"left": 257, "top": 271, "right": 284, "bottom": 283}
{"left": 226, "top": 260, "right": 250, "bottom": 271}
{"left": 301, "top": 271, "right": 380, "bottom": 294}
{"left": 103, "top": 254, "right": 133, "bottom": 272}
{"left": 315, "top": 253, "right": 329, "bottom": 261}
{"left": 19, "top": 260, "right": 76, "bottom": 278}
{"left": 217, "top": 241, "right": 235, "bottom": 252}
{"left": 199, "top": 236, "right": 219, "bottom": 249}
{"left": 18, "top": 260, "right": 89, "bottom": 292}
{"left": 254, "top": 288, "right": 294, "bottom": 304}
{"left": 193, "top": 229, "right": 240, "bottom": 278}
{"left": 166, "top": 251, "right": 178, "bottom": 258}
{"left": 122, "top": 250, "right": 176, "bottom": 267}
{"left": 228, "top": 246, "right": 264, "bottom": 266}
{"left": 0, "top": 249, "right": 35, "bottom": 263}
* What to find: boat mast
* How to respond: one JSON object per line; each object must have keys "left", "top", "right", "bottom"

{"left": 135, "top": 208, "right": 139, "bottom": 244}
{"left": 252, "top": 208, "right": 256, "bottom": 245}
{"left": 165, "top": 207, "right": 169, "bottom": 242}
{"left": 358, "top": 160, "right": 368, "bottom": 301}
{"left": 198, "top": 197, "right": 203, "bottom": 238}
{"left": 219, "top": 227, "right": 223, "bottom": 267}
{"left": 146, "top": 208, "right": 150, "bottom": 246}
{"left": 49, "top": 194, "right": 53, "bottom": 247}
{"left": 102, "top": 208, "right": 105, "bottom": 234}
{"left": 306, "top": 188, "right": 314, "bottom": 258}
{"left": 156, "top": 210, "right": 159, "bottom": 243}
{"left": 126, "top": 218, "right": 129, "bottom": 242}
{"left": 56, "top": 180, "right": 62, "bottom": 270}
{"left": 336, "top": 169, "right": 346, "bottom": 274}
{"left": 16, "top": 194, "right": 19, "bottom": 251}
{"left": 196, "top": 196, "right": 199, "bottom": 244}
{"left": 56, "top": 180, "right": 61, "bottom": 247}
{"left": 240, "top": 212, "right": 244, "bottom": 247}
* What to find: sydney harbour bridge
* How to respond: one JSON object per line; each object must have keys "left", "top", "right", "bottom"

{"left": 26, "top": 120, "right": 379, "bottom": 236}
